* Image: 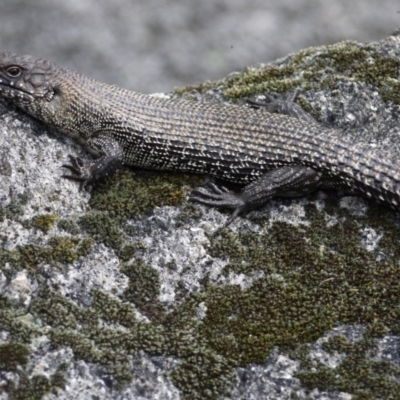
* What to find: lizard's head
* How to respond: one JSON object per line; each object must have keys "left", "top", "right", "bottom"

{"left": 0, "top": 51, "right": 59, "bottom": 114}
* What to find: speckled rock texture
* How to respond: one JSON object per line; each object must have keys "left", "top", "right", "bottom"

{"left": 2, "top": 32, "right": 400, "bottom": 399}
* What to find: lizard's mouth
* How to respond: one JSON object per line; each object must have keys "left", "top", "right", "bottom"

{"left": 0, "top": 82, "right": 35, "bottom": 104}
{"left": 0, "top": 77, "right": 54, "bottom": 104}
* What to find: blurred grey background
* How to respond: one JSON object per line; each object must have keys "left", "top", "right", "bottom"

{"left": 0, "top": 0, "right": 399, "bottom": 93}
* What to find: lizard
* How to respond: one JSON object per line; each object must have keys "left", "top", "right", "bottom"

{"left": 0, "top": 51, "right": 399, "bottom": 223}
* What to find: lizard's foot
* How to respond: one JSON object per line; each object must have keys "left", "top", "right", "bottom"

{"left": 62, "top": 155, "right": 89, "bottom": 181}
{"left": 62, "top": 154, "right": 96, "bottom": 189}
{"left": 247, "top": 89, "right": 318, "bottom": 124}
{"left": 189, "top": 182, "right": 247, "bottom": 225}
{"left": 62, "top": 152, "right": 123, "bottom": 188}
{"left": 62, "top": 135, "right": 124, "bottom": 188}
{"left": 190, "top": 182, "right": 244, "bottom": 208}
{"left": 190, "top": 166, "right": 322, "bottom": 226}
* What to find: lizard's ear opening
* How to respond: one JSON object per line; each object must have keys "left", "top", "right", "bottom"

{"left": 53, "top": 86, "right": 62, "bottom": 96}
{"left": 47, "top": 85, "right": 62, "bottom": 101}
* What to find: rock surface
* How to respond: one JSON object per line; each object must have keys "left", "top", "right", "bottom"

{"left": 2, "top": 32, "right": 400, "bottom": 399}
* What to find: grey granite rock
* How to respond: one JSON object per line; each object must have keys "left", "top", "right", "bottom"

{"left": 2, "top": 31, "right": 400, "bottom": 399}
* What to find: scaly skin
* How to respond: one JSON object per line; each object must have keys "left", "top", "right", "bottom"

{"left": 0, "top": 51, "right": 399, "bottom": 220}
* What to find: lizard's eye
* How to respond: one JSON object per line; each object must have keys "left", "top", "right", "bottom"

{"left": 6, "top": 66, "right": 22, "bottom": 77}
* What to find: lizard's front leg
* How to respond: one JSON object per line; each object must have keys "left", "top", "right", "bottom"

{"left": 62, "top": 133, "right": 123, "bottom": 188}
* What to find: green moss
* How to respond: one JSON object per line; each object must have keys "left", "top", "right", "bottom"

{"left": 192, "top": 203, "right": 400, "bottom": 397}
{"left": 29, "top": 214, "right": 57, "bottom": 233}
{"left": 50, "top": 363, "right": 68, "bottom": 392}
{"left": 176, "top": 203, "right": 202, "bottom": 227}
{"left": 12, "top": 199, "right": 400, "bottom": 399}
{"left": 78, "top": 211, "right": 125, "bottom": 252}
{"left": 0, "top": 192, "right": 29, "bottom": 222}
{"left": 118, "top": 243, "right": 141, "bottom": 262}
{"left": 0, "top": 301, "right": 41, "bottom": 344}
{"left": 169, "top": 350, "right": 234, "bottom": 399}
{"left": 0, "top": 285, "right": 69, "bottom": 397}
{"left": 121, "top": 258, "right": 164, "bottom": 319}
{"left": 176, "top": 40, "right": 400, "bottom": 105}
{"left": 2, "top": 362, "right": 66, "bottom": 399}
{"left": 26, "top": 284, "right": 232, "bottom": 398}
{"left": 76, "top": 170, "right": 202, "bottom": 255}
{"left": 0, "top": 343, "right": 30, "bottom": 371}
{"left": 358, "top": 205, "right": 400, "bottom": 265}
{"left": 296, "top": 332, "right": 400, "bottom": 398}
{"left": 0, "top": 320, "right": 67, "bottom": 398}
{"left": 89, "top": 170, "right": 202, "bottom": 222}
{"left": 30, "top": 287, "right": 98, "bottom": 328}
{"left": 0, "top": 236, "right": 93, "bottom": 277}
{"left": 12, "top": 375, "right": 52, "bottom": 400}
{"left": 91, "top": 289, "right": 138, "bottom": 328}
{"left": 196, "top": 207, "right": 399, "bottom": 364}
{"left": 2, "top": 158, "right": 400, "bottom": 396}
{"left": 0, "top": 316, "right": 35, "bottom": 344}
{"left": 57, "top": 218, "right": 81, "bottom": 235}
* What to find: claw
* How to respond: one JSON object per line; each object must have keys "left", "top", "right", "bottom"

{"left": 62, "top": 165, "right": 81, "bottom": 175}
{"left": 61, "top": 154, "right": 90, "bottom": 182}
{"left": 204, "top": 181, "right": 230, "bottom": 194}
{"left": 61, "top": 173, "right": 87, "bottom": 182}
{"left": 189, "top": 181, "right": 247, "bottom": 224}
{"left": 223, "top": 206, "right": 244, "bottom": 227}
{"left": 64, "top": 155, "right": 84, "bottom": 168}
{"left": 62, "top": 155, "right": 82, "bottom": 173}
